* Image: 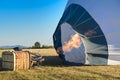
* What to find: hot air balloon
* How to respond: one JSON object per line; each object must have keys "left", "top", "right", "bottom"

{"left": 53, "top": 0, "right": 120, "bottom": 65}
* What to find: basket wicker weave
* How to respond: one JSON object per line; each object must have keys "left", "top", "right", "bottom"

{"left": 2, "top": 51, "right": 30, "bottom": 71}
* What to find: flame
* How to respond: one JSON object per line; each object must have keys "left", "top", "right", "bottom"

{"left": 62, "top": 34, "right": 81, "bottom": 52}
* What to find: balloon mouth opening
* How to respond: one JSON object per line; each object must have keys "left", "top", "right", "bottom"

{"left": 56, "top": 22, "right": 86, "bottom": 54}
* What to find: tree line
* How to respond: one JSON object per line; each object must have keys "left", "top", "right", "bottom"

{"left": 30, "top": 41, "right": 54, "bottom": 49}
{"left": 0, "top": 42, "right": 54, "bottom": 50}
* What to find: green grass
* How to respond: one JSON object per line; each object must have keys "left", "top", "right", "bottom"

{"left": 0, "top": 49, "right": 120, "bottom": 80}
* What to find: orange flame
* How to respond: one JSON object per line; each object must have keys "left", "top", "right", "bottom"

{"left": 62, "top": 34, "right": 81, "bottom": 52}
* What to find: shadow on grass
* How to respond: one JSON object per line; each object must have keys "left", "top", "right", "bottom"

{"left": 42, "top": 56, "right": 63, "bottom": 66}
{"left": 0, "top": 57, "right": 2, "bottom": 71}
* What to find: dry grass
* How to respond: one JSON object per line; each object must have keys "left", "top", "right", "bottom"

{"left": 0, "top": 49, "right": 120, "bottom": 80}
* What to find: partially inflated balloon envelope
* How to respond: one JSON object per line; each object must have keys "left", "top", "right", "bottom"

{"left": 53, "top": 0, "right": 120, "bottom": 65}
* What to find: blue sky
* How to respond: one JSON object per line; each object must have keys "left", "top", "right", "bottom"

{"left": 0, "top": 0, "right": 67, "bottom": 46}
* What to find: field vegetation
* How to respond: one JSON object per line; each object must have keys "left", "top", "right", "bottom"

{"left": 0, "top": 49, "right": 120, "bottom": 80}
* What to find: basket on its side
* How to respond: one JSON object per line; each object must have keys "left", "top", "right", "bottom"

{"left": 2, "top": 51, "right": 30, "bottom": 71}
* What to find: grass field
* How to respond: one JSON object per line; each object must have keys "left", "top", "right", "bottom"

{"left": 0, "top": 49, "right": 120, "bottom": 80}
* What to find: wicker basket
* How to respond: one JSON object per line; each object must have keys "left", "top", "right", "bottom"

{"left": 2, "top": 51, "right": 30, "bottom": 71}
